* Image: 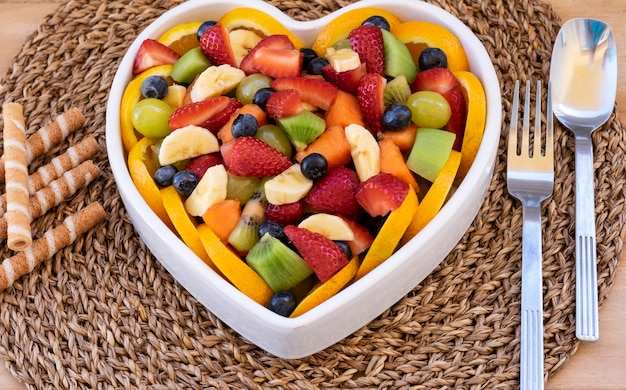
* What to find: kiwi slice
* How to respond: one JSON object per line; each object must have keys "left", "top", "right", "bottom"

{"left": 381, "top": 29, "right": 417, "bottom": 83}
{"left": 228, "top": 184, "right": 266, "bottom": 252}
{"left": 384, "top": 75, "right": 412, "bottom": 106}
{"left": 276, "top": 110, "right": 326, "bottom": 151}
{"left": 171, "top": 47, "right": 212, "bottom": 84}
{"left": 246, "top": 233, "right": 313, "bottom": 292}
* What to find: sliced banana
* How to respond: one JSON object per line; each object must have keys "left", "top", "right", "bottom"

{"left": 229, "top": 29, "right": 263, "bottom": 66}
{"left": 298, "top": 213, "right": 355, "bottom": 241}
{"left": 264, "top": 164, "right": 313, "bottom": 205}
{"left": 158, "top": 125, "right": 220, "bottom": 166}
{"left": 326, "top": 48, "right": 361, "bottom": 72}
{"left": 344, "top": 123, "right": 380, "bottom": 182}
{"left": 184, "top": 164, "right": 228, "bottom": 216}
{"left": 189, "top": 64, "right": 246, "bottom": 103}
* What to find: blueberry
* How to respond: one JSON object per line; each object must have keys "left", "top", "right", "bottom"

{"left": 418, "top": 48, "right": 448, "bottom": 71}
{"left": 307, "top": 57, "right": 329, "bottom": 75}
{"left": 141, "top": 76, "right": 169, "bottom": 99}
{"left": 231, "top": 113, "right": 259, "bottom": 138}
{"left": 335, "top": 240, "right": 353, "bottom": 259}
{"left": 300, "top": 153, "right": 328, "bottom": 181}
{"left": 268, "top": 290, "right": 297, "bottom": 317}
{"left": 197, "top": 20, "right": 217, "bottom": 40}
{"left": 259, "top": 220, "right": 287, "bottom": 242}
{"left": 252, "top": 87, "right": 275, "bottom": 110}
{"left": 382, "top": 103, "right": 412, "bottom": 131}
{"left": 362, "top": 15, "right": 391, "bottom": 31}
{"left": 300, "top": 48, "right": 318, "bottom": 71}
{"left": 172, "top": 170, "right": 199, "bottom": 196}
{"left": 153, "top": 165, "right": 177, "bottom": 187}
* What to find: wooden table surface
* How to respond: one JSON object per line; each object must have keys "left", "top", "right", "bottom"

{"left": 0, "top": 0, "right": 625, "bottom": 388}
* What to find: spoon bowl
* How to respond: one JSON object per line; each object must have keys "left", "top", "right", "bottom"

{"left": 549, "top": 18, "right": 617, "bottom": 341}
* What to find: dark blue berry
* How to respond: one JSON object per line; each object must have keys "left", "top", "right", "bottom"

{"left": 418, "top": 48, "right": 448, "bottom": 71}
{"left": 141, "top": 76, "right": 169, "bottom": 99}
{"left": 172, "top": 170, "right": 199, "bottom": 196}
{"left": 300, "top": 153, "right": 328, "bottom": 181}
{"left": 307, "top": 57, "right": 329, "bottom": 75}
{"left": 335, "top": 241, "right": 353, "bottom": 259}
{"left": 362, "top": 15, "right": 391, "bottom": 31}
{"left": 231, "top": 113, "right": 259, "bottom": 138}
{"left": 154, "top": 165, "right": 177, "bottom": 187}
{"left": 268, "top": 290, "right": 297, "bottom": 317}
{"left": 259, "top": 220, "right": 287, "bottom": 242}
{"left": 300, "top": 48, "right": 318, "bottom": 71}
{"left": 197, "top": 21, "right": 217, "bottom": 40}
{"left": 382, "top": 103, "right": 412, "bottom": 131}
{"left": 252, "top": 87, "right": 275, "bottom": 110}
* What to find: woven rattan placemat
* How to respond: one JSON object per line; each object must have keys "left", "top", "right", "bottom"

{"left": 0, "top": 0, "right": 624, "bottom": 388}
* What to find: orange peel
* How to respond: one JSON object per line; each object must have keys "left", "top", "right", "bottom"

{"left": 157, "top": 21, "right": 201, "bottom": 55}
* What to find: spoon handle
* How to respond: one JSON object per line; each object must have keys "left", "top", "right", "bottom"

{"left": 574, "top": 135, "right": 599, "bottom": 341}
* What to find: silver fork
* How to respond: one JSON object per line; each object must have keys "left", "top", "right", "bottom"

{"left": 507, "top": 80, "right": 554, "bottom": 390}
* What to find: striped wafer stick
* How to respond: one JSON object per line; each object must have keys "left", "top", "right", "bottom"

{"left": 0, "top": 161, "right": 101, "bottom": 241}
{"left": 0, "top": 136, "right": 101, "bottom": 215}
{"left": 3, "top": 102, "right": 32, "bottom": 251}
{"left": 0, "top": 202, "right": 106, "bottom": 292}
{"left": 0, "top": 107, "right": 85, "bottom": 183}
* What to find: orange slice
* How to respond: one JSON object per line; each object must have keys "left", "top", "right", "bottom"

{"left": 160, "top": 186, "right": 218, "bottom": 273}
{"left": 401, "top": 150, "right": 461, "bottom": 245}
{"left": 120, "top": 64, "right": 173, "bottom": 152}
{"left": 218, "top": 7, "right": 305, "bottom": 49}
{"left": 453, "top": 71, "right": 487, "bottom": 184}
{"left": 127, "top": 136, "right": 174, "bottom": 231}
{"left": 355, "top": 187, "right": 419, "bottom": 280}
{"left": 390, "top": 21, "right": 469, "bottom": 71}
{"left": 290, "top": 256, "right": 360, "bottom": 317}
{"left": 311, "top": 7, "right": 402, "bottom": 56}
{"left": 196, "top": 224, "right": 273, "bottom": 306}
{"left": 157, "top": 21, "right": 202, "bottom": 55}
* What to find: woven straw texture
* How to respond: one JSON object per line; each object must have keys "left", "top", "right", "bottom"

{"left": 0, "top": 0, "right": 624, "bottom": 388}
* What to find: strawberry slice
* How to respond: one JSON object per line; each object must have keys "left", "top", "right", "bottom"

{"left": 338, "top": 216, "right": 374, "bottom": 256}
{"left": 348, "top": 25, "right": 385, "bottom": 75}
{"left": 168, "top": 97, "right": 241, "bottom": 132}
{"left": 265, "top": 89, "right": 304, "bottom": 119}
{"left": 132, "top": 39, "right": 180, "bottom": 75}
{"left": 411, "top": 67, "right": 460, "bottom": 95}
{"left": 265, "top": 201, "right": 305, "bottom": 225}
{"left": 240, "top": 34, "right": 295, "bottom": 75}
{"left": 283, "top": 225, "right": 350, "bottom": 282}
{"left": 228, "top": 136, "right": 292, "bottom": 177}
{"left": 185, "top": 153, "right": 223, "bottom": 179}
{"left": 321, "top": 63, "right": 367, "bottom": 95}
{"left": 443, "top": 86, "right": 467, "bottom": 151}
{"left": 356, "top": 73, "right": 386, "bottom": 135}
{"left": 199, "top": 22, "right": 236, "bottom": 67}
{"left": 355, "top": 173, "right": 410, "bottom": 217}
{"left": 248, "top": 47, "right": 303, "bottom": 79}
{"left": 270, "top": 76, "right": 338, "bottom": 111}
{"left": 305, "top": 166, "right": 361, "bottom": 216}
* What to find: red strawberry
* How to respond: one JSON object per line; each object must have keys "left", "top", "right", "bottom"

{"left": 247, "top": 47, "right": 302, "bottom": 78}
{"left": 199, "top": 22, "right": 236, "bottom": 67}
{"left": 443, "top": 86, "right": 467, "bottom": 151}
{"left": 355, "top": 173, "right": 410, "bottom": 217}
{"left": 411, "top": 67, "right": 460, "bottom": 95}
{"left": 133, "top": 39, "right": 180, "bottom": 75}
{"left": 321, "top": 63, "right": 367, "bottom": 95}
{"left": 265, "top": 201, "right": 305, "bottom": 225}
{"left": 185, "top": 153, "right": 223, "bottom": 179}
{"left": 168, "top": 97, "right": 241, "bottom": 132}
{"left": 270, "top": 76, "right": 338, "bottom": 111}
{"left": 305, "top": 166, "right": 361, "bottom": 216}
{"left": 338, "top": 216, "right": 374, "bottom": 256}
{"left": 283, "top": 225, "right": 349, "bottom": 282}
{"left": 265, "top": 89, "right": 303, "bottom": 119}
{"left": 220, "top": 140, "right": 234, "bottom": 167}
{"left": 228, "top": 136, "right": 292, "bottom": 177}
{"left": 356, "top": 73, "right": 386, "bottom": 135}
{"left": 240, "top": 35, "right": 295, "bottom": 75}
{"left": 348, "top": 25, "right": 385, "bottom": 75}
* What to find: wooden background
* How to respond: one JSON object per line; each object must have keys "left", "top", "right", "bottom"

{"left": 0, "top": 0, "right": 624, "bottom": 388}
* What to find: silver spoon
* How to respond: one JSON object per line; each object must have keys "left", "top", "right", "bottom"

{"left": 550, "top": 18, "right": 617, "bottom": 341}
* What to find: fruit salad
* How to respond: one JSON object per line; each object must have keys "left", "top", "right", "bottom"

{"left": 120, "top": 7, "right": 487, "bottom": 318}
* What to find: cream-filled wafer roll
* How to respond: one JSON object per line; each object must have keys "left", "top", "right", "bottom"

{"left": 0, "top": 108, "right": 85, "bottom": 183}
{"left": 0, "top": 161, "right": 101, "bottom": 241}
{"left": 0, "top": 136, "right": 101, "bottom": 215}
{"left": 0, "top": 202, "right": 106, "bottom": 291}
{"left": 3, "top": 102, "right": 32, "bottom": 251}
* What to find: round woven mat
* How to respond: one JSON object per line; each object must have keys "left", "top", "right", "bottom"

{"left": 0, "top": 0, "right": 624, "bottom": 388}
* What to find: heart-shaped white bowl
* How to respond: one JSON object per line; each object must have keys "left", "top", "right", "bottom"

{"left": 106, "top": 0, "right": 502, "bottom": 358}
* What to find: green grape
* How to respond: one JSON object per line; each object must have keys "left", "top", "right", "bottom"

{"left": 131, "top": 98, "right": 173, "bottom": 138}
{"left": 255, "top": 124, "right": 293, "bottom": 158}
{"left": 227, "top": 173, "right": 260, "bottom": 204}
{"left": 236, "top": 74, "right": 273, "bottom": 105}
{"left": 406, "top": 91, "right": 451, "bottom": 129}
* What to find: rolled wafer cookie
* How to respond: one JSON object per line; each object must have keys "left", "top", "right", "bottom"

{"left": 3, "top": 102, "right": 32, "bottom": 251}
{"left": 0, "top": 161, "right": 101, "bottom": 241}
{"left": 0, "top": 202, "right": 106, "bottom": 291}
{"left": 0, "top": 136, "right": 101, "bottom": 215}
{"left": 0, "top": 107, "right": 85, "bottom": 183}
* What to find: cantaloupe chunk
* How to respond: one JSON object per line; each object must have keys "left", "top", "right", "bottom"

{"left": 295, "top": 124, "right": 352, "bottom": 169}
{"left": 379, "top": 137, "right": 419, "bottom": 192}
{"left": 217, "top": 103, "right": 267, "bottom": 143}
{"left": 325, "top": 90, "right": 365, "bottom": 129}
{"left": 202, "top": 199, "right": 241, "bottom": 242}
{"left": 381, "top": 123, "right": 417, "bottom": 155}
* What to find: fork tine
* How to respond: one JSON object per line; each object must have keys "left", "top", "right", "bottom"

{"left": 546, "top": 82, "right": 554, "bottom": 159}
{"left": 509, "top": 80, "right": 520, "bottom": 155}
{"left": 521, "top": 81, "right": 531, "bottom": 155}
{"left": 534, "top": 80, "right": 542, "bottom": 158}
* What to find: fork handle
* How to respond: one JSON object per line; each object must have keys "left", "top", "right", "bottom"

{"left": 574, "top": 135, "right": 599, "bottom": 341}
{"left": 520, "top": 204, "right": 544, "bottom": 390}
